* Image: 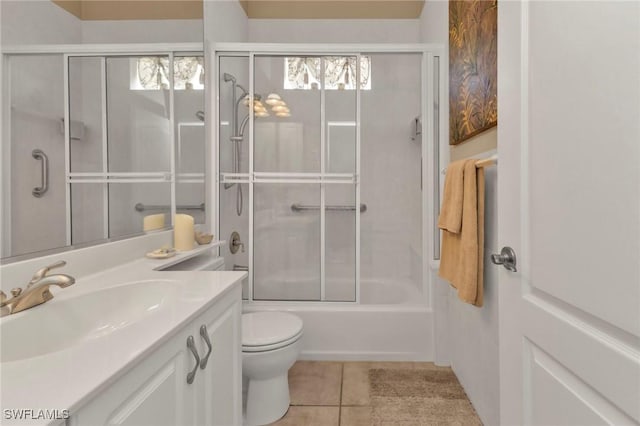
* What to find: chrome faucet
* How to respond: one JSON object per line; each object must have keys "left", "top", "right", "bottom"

{"left": 0, "top": 261, "right": 75, "bottom": 317}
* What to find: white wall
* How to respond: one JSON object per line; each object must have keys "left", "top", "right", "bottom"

{"left": 204, "top": 0, "right": 248, "bottom": 44}
{"left": 420, "top": 0, "right": 448, "bottom": 44}
{"left": 442, "top": 166, "right": 500, "bottom": 426}
{"left": 81, "top": 19, "right": 202, "bottom": 43}
{"left": 0, "top": 0, "right": 81, "bottom": 45}
{"left": 249, "top": 19, "right": 421, "bottom": 43}
{"left": 421, "top": 2, "right": 501, "bottom": 424}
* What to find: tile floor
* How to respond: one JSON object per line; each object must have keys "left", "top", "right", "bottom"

{"left": 269, "top": 361, "right": 482, "bottom": 426}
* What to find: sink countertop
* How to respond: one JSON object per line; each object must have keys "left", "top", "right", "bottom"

{"left": 0, "top": 251, "right": 246, "bottom": 426}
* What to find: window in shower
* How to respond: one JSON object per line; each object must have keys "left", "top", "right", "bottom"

{"left": 284, "top": 56, "right": 371, "bottom": 90}
{"left": 131, "top": 56, "right": 205, "bottom": 90}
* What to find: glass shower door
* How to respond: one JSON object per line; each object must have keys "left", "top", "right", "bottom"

{"left": 218, "top": 54, "right": 250, "bottom": 299}
{"left": 324, "top": 59, "right": 358, "bottom": 301}
{"left": 252, "top": 55, "right": 322, "bottom": 301}
{"left": 251, "top": 54, "right": 359, "bottom": 302}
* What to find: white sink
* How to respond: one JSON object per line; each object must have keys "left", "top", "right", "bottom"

{"left": 0, "top": 280, "right": 180, "bottom": 363}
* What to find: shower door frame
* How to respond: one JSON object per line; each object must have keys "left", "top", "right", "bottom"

{"left": 212, "top": 44, "right": 446, "bottom": 307}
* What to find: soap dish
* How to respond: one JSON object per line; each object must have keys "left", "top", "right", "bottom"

{"left": 146, "top": 247, "right": 176, "bottom": 259}
{"left": 195, "top": 232, "right": 214, "bottom": 245}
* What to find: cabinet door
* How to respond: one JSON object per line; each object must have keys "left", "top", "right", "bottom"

{"left": 70, "top": 329, "right": 197, "bottom": 426}
{"left": 196, "top": 299, "right": 242, "bottom": 426}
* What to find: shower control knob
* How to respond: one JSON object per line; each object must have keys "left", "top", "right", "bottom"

{"left": 230, "top": 231, "right": 245, "bottom": 254}
{"left": 491, "top": 247, "right": 517, "bottom": 272}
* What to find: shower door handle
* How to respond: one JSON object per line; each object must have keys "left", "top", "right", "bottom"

{"left": 32, "top": 149, "right": 49, "bottom": 198}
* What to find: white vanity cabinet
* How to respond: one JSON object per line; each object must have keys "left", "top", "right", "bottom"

{"left": 68, "top": 286, "right": 242, "bottom": 426}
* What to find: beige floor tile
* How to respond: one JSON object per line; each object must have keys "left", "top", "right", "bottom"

{"left": 339, "top": 406, "right": 372, "bottom": 426}
{"left": 341, "top": 362, "right": 415, "bottom": 406}
{"left": 269, "top": 406, "right": 340, "bottom": 426}
{"left": 289, "top": 361, "right": 343, "bottom": 406}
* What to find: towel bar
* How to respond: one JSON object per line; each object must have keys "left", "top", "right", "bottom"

{"left": 441, "top": 154, "right": 498, "bottom": 175}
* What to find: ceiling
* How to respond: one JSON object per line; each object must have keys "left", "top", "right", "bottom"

{"left": 52, "top": 0, "right": 203, "bottom": 20}
{"left": 52, "top": 0, "right": 424, "bottom": 21}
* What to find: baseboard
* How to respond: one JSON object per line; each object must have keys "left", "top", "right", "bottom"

{"left": 298, "top": 350, "right": 432, "bottom": 362}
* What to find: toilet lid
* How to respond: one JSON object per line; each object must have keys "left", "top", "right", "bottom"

{"left": 242, "top": 312, "right": 303, "bottom": 348}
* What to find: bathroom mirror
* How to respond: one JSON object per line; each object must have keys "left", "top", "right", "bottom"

{"left": 0, "top": 1, "right": 204, "bottom": 261}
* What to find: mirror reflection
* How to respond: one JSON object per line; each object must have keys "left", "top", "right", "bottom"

{"left": 1, "top": 1, "right": 204, "bottom": 260}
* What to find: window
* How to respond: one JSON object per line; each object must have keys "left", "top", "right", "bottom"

{"left": 131, "top": 56, "right": 204, "bottom": 90}
{"left": 284, "top": 56, "right": 371, "bottom": 90}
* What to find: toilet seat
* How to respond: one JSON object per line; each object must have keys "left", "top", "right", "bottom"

{"left": 242, "top": 330, "right": 303, "bottom": 352}
{"left": 242, "top": 312, "right": 303, "bottom": 352}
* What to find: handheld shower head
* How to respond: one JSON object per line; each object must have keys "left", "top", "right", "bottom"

{"left": 223, "top": 73, "right": 236, "bottom": 83}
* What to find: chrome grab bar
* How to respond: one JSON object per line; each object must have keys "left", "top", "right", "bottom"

{"left": 32, "top": 149, "right": 48, "bottom": 198}
{"left": 233, "top": 264, "right": 249, "bottom": 272}
{"left": 291, "top": 203, "right": 367, "bottom": 213}
{"left": 135, "top": 202, "right": 205, "bottom": 212}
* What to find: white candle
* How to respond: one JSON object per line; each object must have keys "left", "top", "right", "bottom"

{"left": 143, "top": 214, "right": 165, "bottom": 232}
{"left": 174, "top": 214, "right": 195, "bottom": 251}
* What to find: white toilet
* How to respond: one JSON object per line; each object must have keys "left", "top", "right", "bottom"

{"left": 242, "top": 311, "right": 303, "bottom": 426}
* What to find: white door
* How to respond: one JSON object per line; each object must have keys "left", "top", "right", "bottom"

{"left": 498, "top": 1, "right": 640, "bottom": 425}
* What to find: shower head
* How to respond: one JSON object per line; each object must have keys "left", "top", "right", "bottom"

{"left": 195, "top": 111, "right": 205, "bottom": 122}
{"left": 236, "top": 84, "right": 249, "bottom": 97}
{"left": 224, "top": 72, "right": 248, "bottom": 98}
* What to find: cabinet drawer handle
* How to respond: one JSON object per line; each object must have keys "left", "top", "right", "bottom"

{"left": 199, "top": 325, "right": 213, "bottom": 369}
{"left": 186, "top": 335, "right": 200, "bottom": 384}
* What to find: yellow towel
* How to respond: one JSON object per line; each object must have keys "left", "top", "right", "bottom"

{"left": 437, "top": 160, "right": 466, "bottom": 234}
{"left": 438, "top": 159, "right": 485, "bottom": 307}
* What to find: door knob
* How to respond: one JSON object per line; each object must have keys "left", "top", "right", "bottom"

{"left": 491, "top": 247, "right": 517, "bottom": 272}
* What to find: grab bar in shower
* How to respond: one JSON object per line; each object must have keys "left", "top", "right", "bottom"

{"left": 135, "top": 203, "right": 205, "bottom": 212}
{"left": 291, "top": 203, "right": 367, "bottom": 213}
{"left": 32, "top": 149, "right": 49, "bottom": 198}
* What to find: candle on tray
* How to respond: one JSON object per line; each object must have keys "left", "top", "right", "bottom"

{"left": 143, "top": 213, "right": 165, "bottom": 232}
{"left": 174, "top": 214, "right": 195, "bottom": 251}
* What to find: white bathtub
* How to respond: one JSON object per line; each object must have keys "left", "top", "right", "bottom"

{"left": 359, "top": 278, "right": 424, "bottom": 305}
{"left": 243, "top": 279, "right": 433, "bottom": 361}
